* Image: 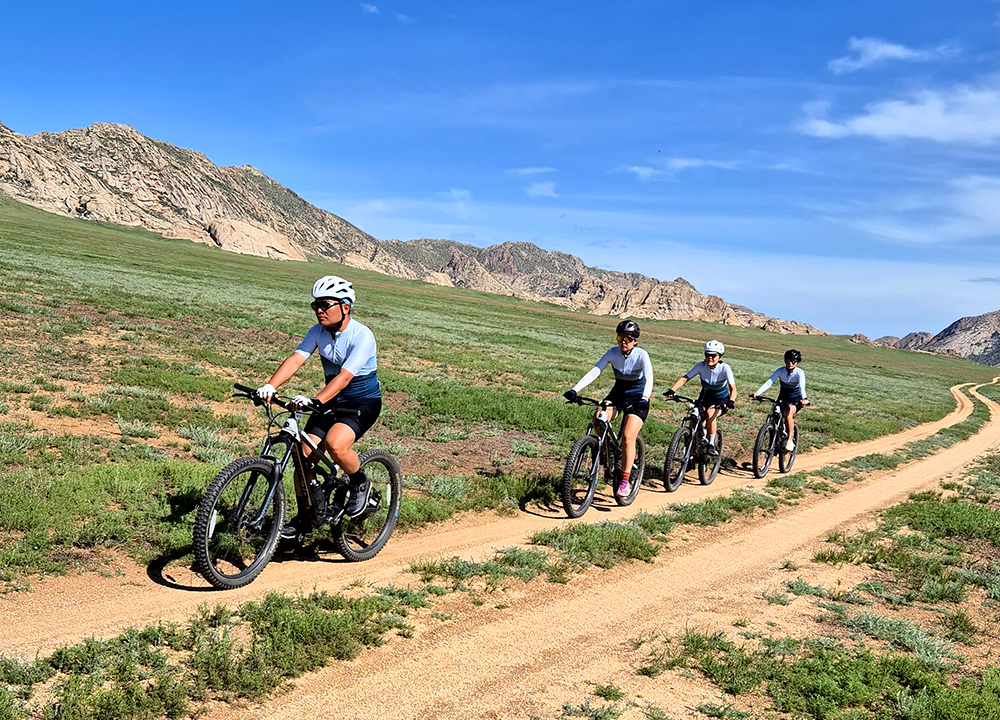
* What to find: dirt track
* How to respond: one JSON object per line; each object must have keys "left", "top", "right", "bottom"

{"left": 2, "top": 382, "right": 999, "bottom": 719}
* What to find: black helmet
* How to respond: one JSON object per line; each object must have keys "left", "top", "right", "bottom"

{"left": 616, "top": 320, "right": 640, "bottom": 340}
{"left": 784, "top": 349, "right": 801, "bottom": 364}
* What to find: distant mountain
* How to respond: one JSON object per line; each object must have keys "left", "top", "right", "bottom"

{"left": 872, "top": 315, "right": 1000, "bottom": 366}
{"left": 0, "top": 121, "right": 824, "bottom": 335}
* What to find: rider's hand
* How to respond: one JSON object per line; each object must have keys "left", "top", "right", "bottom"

{"left": 289, "top": 395, "right": 314, "bottom": 410}
{"left": 563, "top": 389, "right": 578, "bottom": 402}
{"left": 255, "top": 383, "right": 276, "bottom": 402}
{"left": 664, "top": 389, "right": 675, "bottom": 398}
{"left": 724, "top": 399, "right": 735, "bottom": 410}
{"left": 801, "top": 399, "right": 810, "bottom": 406}
{"left": 749, "top": 393, "right": 757, "bottom": 400}
{"left": 637, "top": 398, "right": 649, "bottom": 412}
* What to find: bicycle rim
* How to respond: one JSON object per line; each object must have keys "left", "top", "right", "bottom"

{"left": 562, "top": 435, "right": 600, "bottom": 517}
{"left": 698, "top": 427, "right": 723, "bottom": 485}
{"left": 778, "top": 426, "right": 799, "bottom": 473}
{"left": 663, "top": 426, "right": 692, "bottom": 492}
{"left": 752, "top": 422, "right": 776, "bottom": 479}
{"left": 616, "top": 435, "right": 645, "bottom": 506}
{"left": 333, "top": 449, "right": 402, "bottom": 562}
{"left": 193, "top": 457, "right": 285, "bottom": 589}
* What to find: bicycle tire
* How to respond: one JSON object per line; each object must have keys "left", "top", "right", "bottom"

{"left": 562, "top": 434, "right": 600, "bottom": 518}
{"left": 698, "top": 427, "right": 723, "bottom": 485}
{"left": 192, "top": 456, "right": 285, "bottom": 590}
{"left": 663, "top": 426, "right": 692, "bottom": 492}
{"left": 752, "top": 421, "right": 776, "bottom": 479}
{"left": 778, "top": 425, "right": 799, "bottom": 473}
{"left": 332, "top": 449, "right": 402, "bottom": 562}
{"left": 615, "top": 435, "right": 645, "bottom": 506}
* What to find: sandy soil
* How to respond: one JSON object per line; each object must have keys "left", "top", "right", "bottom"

{"left": 2, "top": 382, "right": 998, "bottom": 719}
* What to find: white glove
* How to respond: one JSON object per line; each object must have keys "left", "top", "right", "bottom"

{"left": 290, "top": 395, "right": 314, "bottom": 409}
{"left": 256, "top": 383, "right": 276, "bottom": 401}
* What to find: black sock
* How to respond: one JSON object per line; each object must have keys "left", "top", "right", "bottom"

{"left": 349, "top": 470, "right": 367, "bottom": 484}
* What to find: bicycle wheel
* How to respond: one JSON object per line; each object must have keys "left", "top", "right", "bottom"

{"left": 192, "top": 456, "right": 285, "bottom": 590}
{"left": 562, "top": 434, "right": 600, "bottom": 518}
{"left": 333, "top": 449, "right": 402, "bottom": 562}
{"left": 615, "top": 435, "right": 645, "bottom": 506}
{"left": 752, "top": 421, "right": 776, "bottom": 479}
{"left": 778, "top": 426, "right": 799, "bottom": 473}
{"left": 662, "top": 426, "right": 692, "bottom": 493}
{"left": 698, "top": 428, "right": 723, "bottom": 485}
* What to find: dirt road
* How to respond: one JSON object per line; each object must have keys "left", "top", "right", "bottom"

{"left": 2, "top": 382, "right": 998, "bottom": 719}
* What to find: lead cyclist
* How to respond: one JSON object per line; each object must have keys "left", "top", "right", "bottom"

{"left": 255, "top": 275, "right": 383, "bottom": 541}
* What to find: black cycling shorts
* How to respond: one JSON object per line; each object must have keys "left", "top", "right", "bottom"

{"left": 602, "top": 393, "right": 649, "bottom": 422}
{"left": 698, "top": 390, "right": 731, "bottom": 416}
{"left": 304, "top": 397, "right": 382, "bottom": 441}
{"left": 778, "top": 393, "right": 805, "bottom": 411}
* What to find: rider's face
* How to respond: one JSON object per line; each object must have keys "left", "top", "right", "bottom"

{"left": 704, "top": 352, "right": 720, "bottom": 367}
{"left": 314, "top": 300, "right": 346, "bottom": 328}
{"left": 785, "top": 360, "right": 798, "bottom": 370}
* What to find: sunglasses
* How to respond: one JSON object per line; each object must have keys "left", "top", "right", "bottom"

{"left": 310, "top": 300, "right": 339, "bottom": 312}
{"left": 704, "top": 353, "right": 720, "bottom": 359}
{"left": 617, "top": 335, "right": 637, "bottom": 344}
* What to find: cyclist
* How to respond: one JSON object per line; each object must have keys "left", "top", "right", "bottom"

{"left": 255, "top": 275, "right": 382, "bottom": 540}
{"left": 750, "top": 348, "right": 809, "bottom": 451}
{"left": 665, "top": 340, "right": 735, "bottom": 456}
{"left": 563, "top": 320, "right": 652, "bottom": 499}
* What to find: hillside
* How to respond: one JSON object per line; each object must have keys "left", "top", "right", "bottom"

{"left": 0, "top": 121, "right": 824, "bottom": 334}
{"left": 871, "top": 313, "right": 1000, "bottom": 367}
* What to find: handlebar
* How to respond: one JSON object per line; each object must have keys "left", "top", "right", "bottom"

{"left": 232, "top": 383, "right": 361, "bottom": 417}
{"left": 663, "top": 393, "right": 697, "bottom": 405}
{"left": 566, "top": 395, "right": 644, "bottom": 411}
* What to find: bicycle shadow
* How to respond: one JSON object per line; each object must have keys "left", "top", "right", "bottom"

{"left": 146, "top": 546, "right": 217, "bottom": 592}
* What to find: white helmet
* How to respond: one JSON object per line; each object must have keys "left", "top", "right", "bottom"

{"left": 311, "top": 275, "right": 355, "bottom": 305}
{"left": 704, "top": 340, "right": 725, "bottom": 356}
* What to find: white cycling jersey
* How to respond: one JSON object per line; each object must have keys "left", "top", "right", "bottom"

{"left": 295, "top": 318, "right": 381, "bottom": 401}
{"left": 755, "top": 367, "right": 806, "bottom": 400}
{"left": 572, "top": 346, "right": 653, "bottom": 401}
{"left": 684, "top": 361, "right": 735, "bottom": 394}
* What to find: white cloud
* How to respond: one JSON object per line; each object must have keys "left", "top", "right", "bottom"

{"left": 626, "top": 166, "right": 660, "bottom": 181}
{"left": 666, "top": 158, "right": 740, "bottom": 171}
{"left": 394, "top": 12, "right": 415, "bottom": 23}
{"left": 799, "top": 78, "right": 1000, "bottom": 144}
{"left": 828, "top": 37, "right": 957, "bottom": 74}
{"left": 506, "top": 167, "right": 557, "bottom": 176}
{"left": 360, "top": 3, "right": 379, "bottom": 13}
{"left": 526, "top": 182, "right": 557, "bottom": 197}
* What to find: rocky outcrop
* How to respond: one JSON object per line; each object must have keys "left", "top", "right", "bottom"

{"left": 873, "top": 335, "right": 900, "bottom": 348}
{"left": 922, "top": 311, "right": 1000, "bottom": 366}
{"left": 896, "top": 332, "right": 934, "bottom": 351}
{"left": 850, "top": 334, "right": 876, "bottom": 346}
{"left": 0, "top": 121, "right": 826, "bottom": 335}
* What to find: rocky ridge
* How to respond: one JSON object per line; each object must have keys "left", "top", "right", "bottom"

{"left": 0, "top": 121, "right": 823, "bottom": 334}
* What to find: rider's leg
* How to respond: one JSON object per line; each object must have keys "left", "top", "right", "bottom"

{"left": 705, "top": 406, "right": 722, "bottom": 455}
{"left": 281, "top": 432, "right": 327, "bottom": 539}
{"left": 620, "top": 414, "right": 643, "bottom": 473}
{"left": 323, "top": 423, "right": 373, "bottom": 517}
{"left": 784, "top": 404, "right": 798, "bottom": 449}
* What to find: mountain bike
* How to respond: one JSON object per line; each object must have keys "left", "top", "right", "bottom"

{"left": 192, "top": 383, "right": 401, "bottom": 590}
{"left": 750, "top": 395, "right": 799, "bottom": 478}
{"left": 561, "top": 396, "right": 646, "bottom": 518}
{"left": 661, "top": 394, "right": 724, "bottom": 492}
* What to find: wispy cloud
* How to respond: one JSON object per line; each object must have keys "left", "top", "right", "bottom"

{"left": 506, "top": 167, "right": 557, "bottom": 176}
{"left": 526, "top": 182, "right": 557, "bottom": 197}
{"left": 624, "top": 158, "right": 739, "bottom": 181}
{"left": 828, "top": 37, "right": 957, "bottom": 74}
{"left": 799, "top": 78, "right": 1000, "bottom": 145}
{"left": 845, "top": 175, "right": 1000, "bottom": 243}
{"left": 966, "top": 277, "right": 1000, "bottom": 284}
{"left": 394, "top": 12, "right": 415, "bottom": 23}
{"left": 360, "top": 3, "right": 379, "bottom": 13}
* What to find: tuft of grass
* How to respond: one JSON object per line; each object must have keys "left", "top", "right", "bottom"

{"left": 531, "top": 521, "right": 658, "bottom": 569}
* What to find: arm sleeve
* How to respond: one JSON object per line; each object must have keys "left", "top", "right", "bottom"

{"left": 572, "top": 366, "right": 602, "bottom": 393}
{"left": 294, "top": 326, "right": 320, "bottom": 359}
{"left": 340, "top": 330, "right": 377, "bottom": 376}
{"left": 641, "top": 350, "right": 653, "bottom": 400}
{"left": 724, "top": 364, "right": 735, "bottom": 386}
{"left": 755, "top": 368, "right": 780, "bottom": 396}
{"left": 684, "top": 362, "right": 704, "bottom": 380}
{"left": 797, "top": 369, "right": 807, "bottom": 398}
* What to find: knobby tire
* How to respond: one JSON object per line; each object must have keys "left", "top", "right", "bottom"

{"left": 193, "top": 456, "right": 286, "bottom": 590}
{"left": 663, "top": 426, "right": 692, "bottom": 493}
{"left": 562, "top": 434, "right": 600, "bottom": 518}
{"left": 698, "top": 427, "right": 723, "bottom": 485}
{"left": 778, "top": 425, "right": 799, "bottom": 474}
{"left": 332, "top": 449, "right": 402, "bottom": 562}
{"left": 614, "top": 435, "right": 645, "bottom": 506}
{"left": 752, "top": 421, "right": 776, "bottom": 479}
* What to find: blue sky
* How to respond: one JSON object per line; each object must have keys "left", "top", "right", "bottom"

{"left": 3, "top": 1, "right": 1000, "bottom": 337}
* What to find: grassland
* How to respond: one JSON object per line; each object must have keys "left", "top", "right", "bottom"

{"left": 0, "top": 195, "right": 994, "bottom": 587}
